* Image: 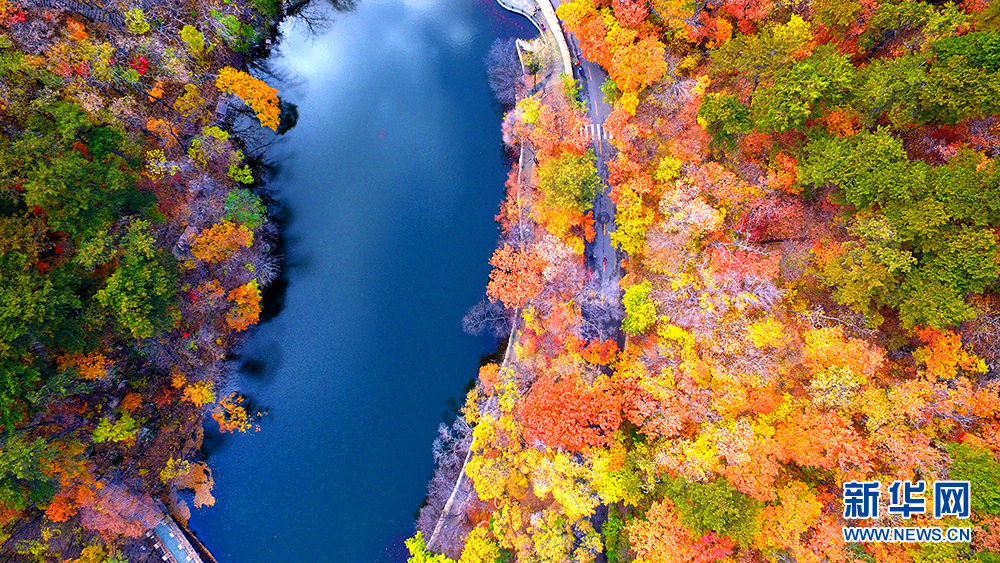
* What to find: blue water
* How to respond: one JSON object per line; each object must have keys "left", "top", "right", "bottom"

{"left": 186, "top": 0, "right": 531, "bottom": 561}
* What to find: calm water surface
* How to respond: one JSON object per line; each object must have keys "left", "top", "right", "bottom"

{"left": 187, "top": 1, "right": 531, "bottom": 560}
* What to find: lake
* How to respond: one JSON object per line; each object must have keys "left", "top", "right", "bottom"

{"left": 186, "top": 0, "right": 532, "bottom": 560}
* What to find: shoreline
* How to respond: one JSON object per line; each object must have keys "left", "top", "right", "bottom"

{"left": 0, "top": 0, "right": 288, "bottom": 559}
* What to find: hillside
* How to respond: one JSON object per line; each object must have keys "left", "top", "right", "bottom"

{"left": 0, "top": 0, "right": 282, "bottom": 558}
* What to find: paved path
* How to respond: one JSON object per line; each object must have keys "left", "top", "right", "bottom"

{"left": 554, "top": 10, "right": 624, "bottom": 560}
{"left": 536, "top": 0, "right": 573, "bottom": 74}
{"left": 496, "top": 0, "right": 572, "bottom": 74}
{"left": 554, "top": 2, "right": 623, "bottom": 333}
{"left": 424, "top": 3, "right": 627, "bottom": 557}
{"left": 496, "top": 0, "right": 544, "bottom": 33}
{"left": 426, "top": 312, "right": 523, "bottom": 554}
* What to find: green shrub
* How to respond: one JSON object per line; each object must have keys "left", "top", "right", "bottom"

{"left": 224, "top": 188, "right": 267, "bottom": 229}
{"left": 180, "top": 25, "right": 208, "bottom": 58}
{"left": 662, "top": 476, "right": 761, "bottom": 547}
{"left": 92, "top": 413, "right": 139, "bottom": 443}
{"left": 622, "top": 280, "right": 656, "bottom": 336}
{"left": 697, "top": 93, "right": 751, "bottom": 138}
{"left": 947, "top": 442, "right": 1000, "bottom": 516}
{"left": 125, "top": 8, "right": 150, "bottom": 34}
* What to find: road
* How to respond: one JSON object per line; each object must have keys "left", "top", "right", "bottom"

{"left": 556, "top": 20, "right": 623, "bottom": 562}
{"left": 551, "top": 0, "right": 623, "bottom": 336}
{"left": 423, "top": 2, "right": 625, "bottom": 559}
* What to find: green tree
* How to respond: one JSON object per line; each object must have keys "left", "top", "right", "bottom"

{"left": 946, "top": 442, "right": 1000, "bottom": 516}
{"left": 0, "top": 218, "right": 82, "bottom": 356}
{"left": 928, "top": 150, "right": 1000, "bottom": 227}
{"left": 561, "top": 74, "right": 585, "bottom": 110}
{"left": 95, "top": 220, "right": 176, "bottom": 339}
{"left": 661, "top": 476, "right": 761, "bottom": 547}
{"left": 0, "top": 434, "right": 58, "bottom": 511}
{"left": 917, "top": 227, "right": 998, "bottom": 294}
{"left": 180, "top": 25, "right": 209, "bottom": 59}
{"left": 697, "top": 93, "right": 751, "bottom": 139}
{"left": 0, "top": 362, "right": 40, "bottom": 432}
{"left": 750, "top": 46, "right": 855, "bottom": 132}
{"left": 224, "top": 188, "right": 267, "bottom": 229}
{"left": 922, "top": 31, "right": 1000, "bottom": 122}
{"left": 801, "top": 129, "right": 918, "bottom": 209}
{"left": 812, "top": 0, "right": 863, "bottom": 35}
{"left": 601, "top": 77, "right": 621, "bottom": 104}
{"left": 933, "top": 31, "right": 1000, "bottom": 72}
{"left": 603, "top": 507, "right": 625, "bottom": 563}
{"left": 92, "top": 413, "right": 139, "bottom": 444}
{"left": 537, "top": 150, "right": 601, "bottom": 213}
{"left": 922, "top": 57, "right": 1000, "bottom": 123}
{"left": 712, "top": 15, "right": 813, "bottom": 85}
{"left": 822, "top": 217, "right": 915, "bottom": 327}
{"left": 404, "top": 532, "right": 456, "bottom": 563}
{"left": 897, "top": 272, "right": 977, "bottom": 330}
{"left": 856, "top": 0, "right": 935, "bottom": 51}
{"left": 854, "top": 53, "right": 929, "bottom": 128}
{"left": 622, "top": 280, "right": 656, "bottom": 336}
{"left": 0, "top": 103, "right": 146, "bottom": 243}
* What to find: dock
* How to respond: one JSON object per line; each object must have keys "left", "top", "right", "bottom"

{"left": 146, "top": 509, "right": 205, "bottom": 563}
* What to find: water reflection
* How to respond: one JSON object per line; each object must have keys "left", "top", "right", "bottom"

{"left": 277, "top": 101, "right": 300, "bottom": 135}
{"left": 188, "top": 0, "right": 534, "bottom": 561}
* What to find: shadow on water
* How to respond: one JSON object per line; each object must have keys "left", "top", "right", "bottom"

{"left": 246, "top": 150, "right": 313, "bottom": 325}
{"left": 256, "top": 197, "right": 294, "bottom": 324}
{"left": 189, "top": 0, "right": 538, "bottom": 559}
{"left": 199, "top": 422, "right": 229, "bottom": 461}
{"left": 440, "top": 379, "right": 476, "bottom": 426}
{"left": 276, "top": 101, "right": 299, "bottom": 135}
{"left": 235, "top": 347, "right": 282, "bottom": 383}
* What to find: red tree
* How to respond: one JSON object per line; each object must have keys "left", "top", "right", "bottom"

{"left": 486, "top": 244, "right": 547, "bottom": 309}
{"left": 613, "top": 0, "right": 648, "bottom": 28}
{"left": 519, "top": 374, "right": 621, "bottom": 452}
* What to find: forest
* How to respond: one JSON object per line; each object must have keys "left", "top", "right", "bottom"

{"left": 0, "top": 0, "right": 283, "bottom": 559}
{"left": 411, "top": 0, "right": 1000, "bottom": 562}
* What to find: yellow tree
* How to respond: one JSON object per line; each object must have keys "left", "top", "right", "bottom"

{"left": 216, "top": 67, "right": 281, "bottom": 130}
{"left": 182, "top": 380, "right": 215, "bottom": 406}
{"left": 190, "top": 221, "right": 253, "bottom": 262}
{"left": 755, "top": 481, "right": 823, "bottom": 557}
{"left": 213, "top": 393, "right": 258, "bottom": 432}
{"left": 913, "top": 327, "right": 986, "bottom": 379}
{"left": 174, "top": 84, "right": 207, "bottom": 118}
{"left": 802, "top": 326, "right": 884, "bottom": 380}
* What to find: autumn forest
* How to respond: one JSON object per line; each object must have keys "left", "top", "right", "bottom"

{"left": 0, "top": 0, "right": 281, "bottom": 558}
{"left": 1, "top": 0, "right": 1000, "bottom": 560}
{"left": 409, "top": 1, "right": 1000, "bottom": 563}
